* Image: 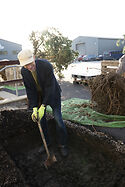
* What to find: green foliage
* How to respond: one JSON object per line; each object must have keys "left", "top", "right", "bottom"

{"left": 29, "top": 27, "right": 78, "bottom": 78}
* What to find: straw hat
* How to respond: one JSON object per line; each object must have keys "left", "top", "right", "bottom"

{"left": 17, "top": 49, "right": 34, "bottom": 66}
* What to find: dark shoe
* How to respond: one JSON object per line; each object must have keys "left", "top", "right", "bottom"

{"left": 59, "top": 145, "right": 68, "bottom": 157}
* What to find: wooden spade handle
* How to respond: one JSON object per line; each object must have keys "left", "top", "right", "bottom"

{"left": 37, "top": 120, "right": 50, "bottom": 157}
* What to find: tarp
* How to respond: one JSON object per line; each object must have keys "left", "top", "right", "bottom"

{"left": 47, "top": 98, "right": 125, "bottom": 128}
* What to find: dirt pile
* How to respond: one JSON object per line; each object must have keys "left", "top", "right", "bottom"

{"left": 0, "top": 144, "right": 26, "bottom": 186}
{"left": 1, "top": 109, "right": 125, "bottom": 186}
{"left": 89, "top": 73, "right": 125, "bottom": 115}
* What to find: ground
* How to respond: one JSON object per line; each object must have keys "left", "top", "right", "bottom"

{"left": 0, "top": 80, "right": 125, "bottom": 187}
{"left": 60, "top": 80, "right": 91, "bottom": 101}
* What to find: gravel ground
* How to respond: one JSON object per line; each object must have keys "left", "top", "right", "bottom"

{"left": 59, "top": 80, "right": 91, "bottom": 101}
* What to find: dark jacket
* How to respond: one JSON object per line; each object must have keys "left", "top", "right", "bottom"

{"left": 21, "top": 59, "right": 61, "bottom": 109}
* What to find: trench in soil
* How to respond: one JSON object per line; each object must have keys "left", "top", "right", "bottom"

{"left": 0, "top": 109, "right": 125, "bottom": 187}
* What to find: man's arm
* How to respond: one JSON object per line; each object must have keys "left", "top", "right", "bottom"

{"left": 116, "top": 55, "right": 125, "bottom": 75}
{"left": 21, "top": 67, "right": 39, "bottom": 109}
{"left": 42, "top": 63, "right": 56, "bottom": 105}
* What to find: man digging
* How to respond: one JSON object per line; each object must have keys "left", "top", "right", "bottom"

{"left": 18, "top": 49, "right": 68, "bottom": 157}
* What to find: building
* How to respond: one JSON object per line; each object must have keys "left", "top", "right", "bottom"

{"left": 72, "top": 36, "right": 123, "bottom": 56}
{"left": 0, "top": 39, "right": 22, "bottom": 60}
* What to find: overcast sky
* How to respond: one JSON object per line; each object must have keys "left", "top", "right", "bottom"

{"left": 0, "top": 0, "right": 125, "bottom": 49}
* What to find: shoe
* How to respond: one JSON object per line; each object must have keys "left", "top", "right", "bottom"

{"left": 59, "top": 145, "right": 68, "bottom": 157}
{"left": 38, "top": 143, "right": 51, "bottom": 153}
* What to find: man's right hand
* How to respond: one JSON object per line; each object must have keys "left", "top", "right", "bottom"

{"left": 31, "top": 107, "right": 38, "bottom": 122}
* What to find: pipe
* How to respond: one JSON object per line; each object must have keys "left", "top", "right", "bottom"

{"left": 0, "top": 95, "right": 27, "bottom": 105}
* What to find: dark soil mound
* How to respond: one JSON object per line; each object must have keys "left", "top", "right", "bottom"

{"left": 1, "top": 109, "right": 125, "bottom": 186}
{"left": 89, "top": 73, "right": 125, "bottom": 115}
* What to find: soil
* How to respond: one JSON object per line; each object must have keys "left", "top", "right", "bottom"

{"left": 0, "top": 109, "right": 125, "bottom": 187}
{"left": 1, "top": 81, "right": 125, "bottom": 187}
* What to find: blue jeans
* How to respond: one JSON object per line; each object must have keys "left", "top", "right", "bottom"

{"left": 40, "top": 100, "right": 67, "bottom": 146}
{"left": 52, "top": 102, "right": 67, "bottom": 146}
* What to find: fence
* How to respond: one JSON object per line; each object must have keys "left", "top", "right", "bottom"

{"left": 101, "top": 60, "right": 119, "bottom": 74}
{"left": 0, "top": 60, "right": 23, "bottom": 96}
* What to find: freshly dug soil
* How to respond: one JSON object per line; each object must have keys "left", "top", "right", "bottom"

{"left": 89, "top": 73, "right": 125, "bottom": 115}
{"left": 0, "top": 144, "right": 26, "bottom": 186}
{"left": 0, "top": 109, "right": 125, "bottom": 186}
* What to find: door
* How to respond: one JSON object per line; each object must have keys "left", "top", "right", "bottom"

{"left": 76, "top": 43, "right": 86, "bottom": 55}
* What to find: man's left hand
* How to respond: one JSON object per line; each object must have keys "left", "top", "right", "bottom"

{"left": 38, "top": 105, "right": 45, "bottom": 120}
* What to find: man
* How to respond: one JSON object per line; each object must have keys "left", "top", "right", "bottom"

{"left": 116, "top": 54, "right": 125, "bottom": 75}
{"left": 17, "top": 49, "right": 68, "bottom": 157}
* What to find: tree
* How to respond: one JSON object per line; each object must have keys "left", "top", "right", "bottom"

{"left": 29, "top": 27, "right": 78, "bottom": 78}
{"left": 116, "top": 35, "right": 125, "bottom": 54}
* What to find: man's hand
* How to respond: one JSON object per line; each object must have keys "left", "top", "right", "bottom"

{"left": 31, "top": 107, "right": 38, "bottom": 122}
{"left": 38, "top": 105, "right": 45, "bottom": 120}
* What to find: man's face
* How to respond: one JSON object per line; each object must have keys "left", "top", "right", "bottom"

{"left": 24, "top": 61, "right": 36, "bottom": 72}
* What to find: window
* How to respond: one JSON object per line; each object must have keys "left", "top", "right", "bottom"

{"left": 0, "top": 51, "right": 8, "bottom": 55}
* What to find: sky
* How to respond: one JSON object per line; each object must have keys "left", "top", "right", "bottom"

{"left": 0, "top": 0, "right": 125, "bottom": 49}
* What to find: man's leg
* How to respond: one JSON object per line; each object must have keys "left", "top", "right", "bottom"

{"left": 52, "top": 102, "right": 68, "bottom": 156}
